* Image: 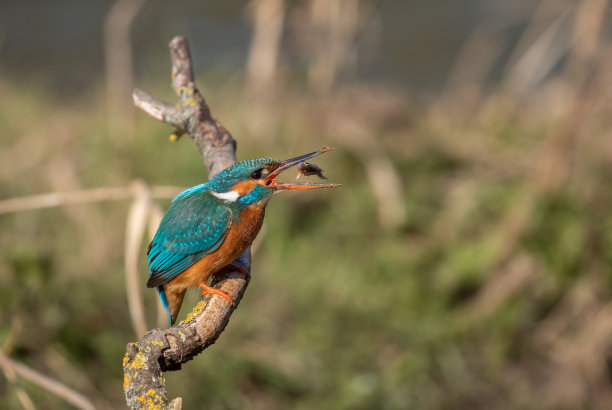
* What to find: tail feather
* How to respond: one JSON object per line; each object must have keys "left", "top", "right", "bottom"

{"left": 157, "top": 285, "right": 185, "bottom": 325}
{"left": 157, "top": 286, "right": 172, "bottom": 324}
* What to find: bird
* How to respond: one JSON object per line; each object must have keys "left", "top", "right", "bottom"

{"left": 147, "top": 146, "right": 340, "bottom": 324}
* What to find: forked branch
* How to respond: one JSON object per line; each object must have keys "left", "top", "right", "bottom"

{"left": 123, "top": 36, "right": 250, "bottom": 409}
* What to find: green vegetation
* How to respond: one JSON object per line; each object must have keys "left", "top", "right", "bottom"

{"left": 1, "top": 59, "right": 611, "bottom": 410}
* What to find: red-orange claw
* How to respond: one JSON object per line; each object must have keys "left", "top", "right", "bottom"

{"left": 198, "top": 283, "right": 234, "bottom": 305}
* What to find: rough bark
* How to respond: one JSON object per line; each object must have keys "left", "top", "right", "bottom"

{"left": 123, "top": 36, "right": 250, "bottom": 409}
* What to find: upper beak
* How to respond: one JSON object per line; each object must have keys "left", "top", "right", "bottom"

{"left": 264, "top": 146, "right": 341, "bottom": 190}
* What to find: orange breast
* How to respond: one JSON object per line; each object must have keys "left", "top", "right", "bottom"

{"left": 164, "top": 205, "right": 265, "bottom": 293}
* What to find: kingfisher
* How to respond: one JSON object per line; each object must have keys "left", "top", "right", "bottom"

{"left": 147, "top": 146, "right": 340, "bottom": 324}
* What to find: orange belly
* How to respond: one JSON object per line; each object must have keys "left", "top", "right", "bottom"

{"left": 163, "top": 205, "right": 265, "bottom": 294}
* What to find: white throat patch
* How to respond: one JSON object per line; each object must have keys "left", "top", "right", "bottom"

{"left": 211, "top": 190, "right": 240, "bottom": 203}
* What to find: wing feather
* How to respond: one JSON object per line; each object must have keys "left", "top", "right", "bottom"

{"left": 146, "top": 192, "right": 233, "bottom": 287}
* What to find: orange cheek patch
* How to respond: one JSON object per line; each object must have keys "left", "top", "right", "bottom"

{"left": 231, "top": 180, "right": 260, "bottom": 196}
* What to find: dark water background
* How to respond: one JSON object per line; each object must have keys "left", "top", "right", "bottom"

{"left": 0, "top": 0, "right": 535, "bottom": 95}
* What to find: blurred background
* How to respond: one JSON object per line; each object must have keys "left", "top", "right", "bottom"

{"left": 2, "top": 0, "right": 612, "bottom": 408}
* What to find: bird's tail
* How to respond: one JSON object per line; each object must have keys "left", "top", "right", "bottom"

{"left": 157, "top": 286, "right": 172, "bottom": 324}
{"left": 157, "top": 285, "right": 186, "bottom": 325}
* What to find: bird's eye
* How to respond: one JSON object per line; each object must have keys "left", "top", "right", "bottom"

{"left": 250, "top": 169, "right": 263, "bottom": 179}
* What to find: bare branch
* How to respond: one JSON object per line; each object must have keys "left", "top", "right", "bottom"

{"left": 132, "top": 89, "right": 193, "bottom": 128}
{"left": 146, "top": 202, "right": 170, "bottom": 328}
{"left": 169, "top": 37, "right": 195, "bottom": 95}
{"left": 1, "top": 320, "right": 37, "bottom": 410}
{"left": 168, "top": 397, "right": 183, "bottom": 410}
{"left": 124, "top": 181, "right": 152, "bottom": 337}
{"left": 246, "top": 0, "right": 285, "bottom": 94}
{"left": 123, "top": 36, "right": 249, "bottom": 409}
{"left": 0, "top": 352, "right": 95, "bottom": 410}
{"left": 104, "top": 0, "right": 147, "bottom": 137}
{"left": 2, "top": 363, "right": 37, "bottom": 410}
{"left": 167, "top": 36, "right": 237, "bottom": 176}
{"left": 0, "top": 184, "right": 182, "bottom": 215}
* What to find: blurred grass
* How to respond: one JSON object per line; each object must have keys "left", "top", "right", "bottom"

{"left": 1, "top": 49, "right": 612, "bottom": 410}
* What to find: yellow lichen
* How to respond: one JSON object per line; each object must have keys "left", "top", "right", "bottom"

{"left": 181, "top": 300, "right": 208, "bottom": 324}
{"left": 150, "top": 340, "right": 164, "bottom": 347}
{"left": 123, "top": 374, "right": 130, "bottom": 389}
{"left": 134, "top": 390, "right": 165, "bottom": 409}
{"left": 130, "top": 352, "right": 148, "bottom": 370}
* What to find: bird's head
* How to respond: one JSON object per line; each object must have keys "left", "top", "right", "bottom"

{"left": 205, "top": 146, "right": 340, "bottom": 207}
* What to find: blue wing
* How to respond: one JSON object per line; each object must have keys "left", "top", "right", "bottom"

{"left": 146, "top": 190, "right": 233, "bottom": 288}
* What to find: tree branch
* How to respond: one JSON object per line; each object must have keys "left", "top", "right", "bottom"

{"left": 0, "top": 184, "right": 182, "bottom": 215}
{"left": 0, "top": 352, "right": 95, "bottom": 410}
{"left": 132, "top": 89, "right": 191, "bottom": 126}
{"left": 124, "top": 36, "right": 250, "bottom": 409}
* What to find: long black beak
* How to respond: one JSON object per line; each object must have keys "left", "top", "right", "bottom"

{"left": 264, "top": 146, "right": 341, "bottom": 190}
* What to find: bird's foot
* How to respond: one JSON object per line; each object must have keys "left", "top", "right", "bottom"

{"left": 198, "top": 283, "right": 234, "bottom": 305}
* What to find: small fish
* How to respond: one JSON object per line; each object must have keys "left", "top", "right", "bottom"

{"left": 296, "top": 162, "right": 327, "bottom": 180}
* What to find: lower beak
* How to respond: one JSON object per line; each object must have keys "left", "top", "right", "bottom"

{"left": 264, "top": 146, "right": 341, "bottom": 191}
